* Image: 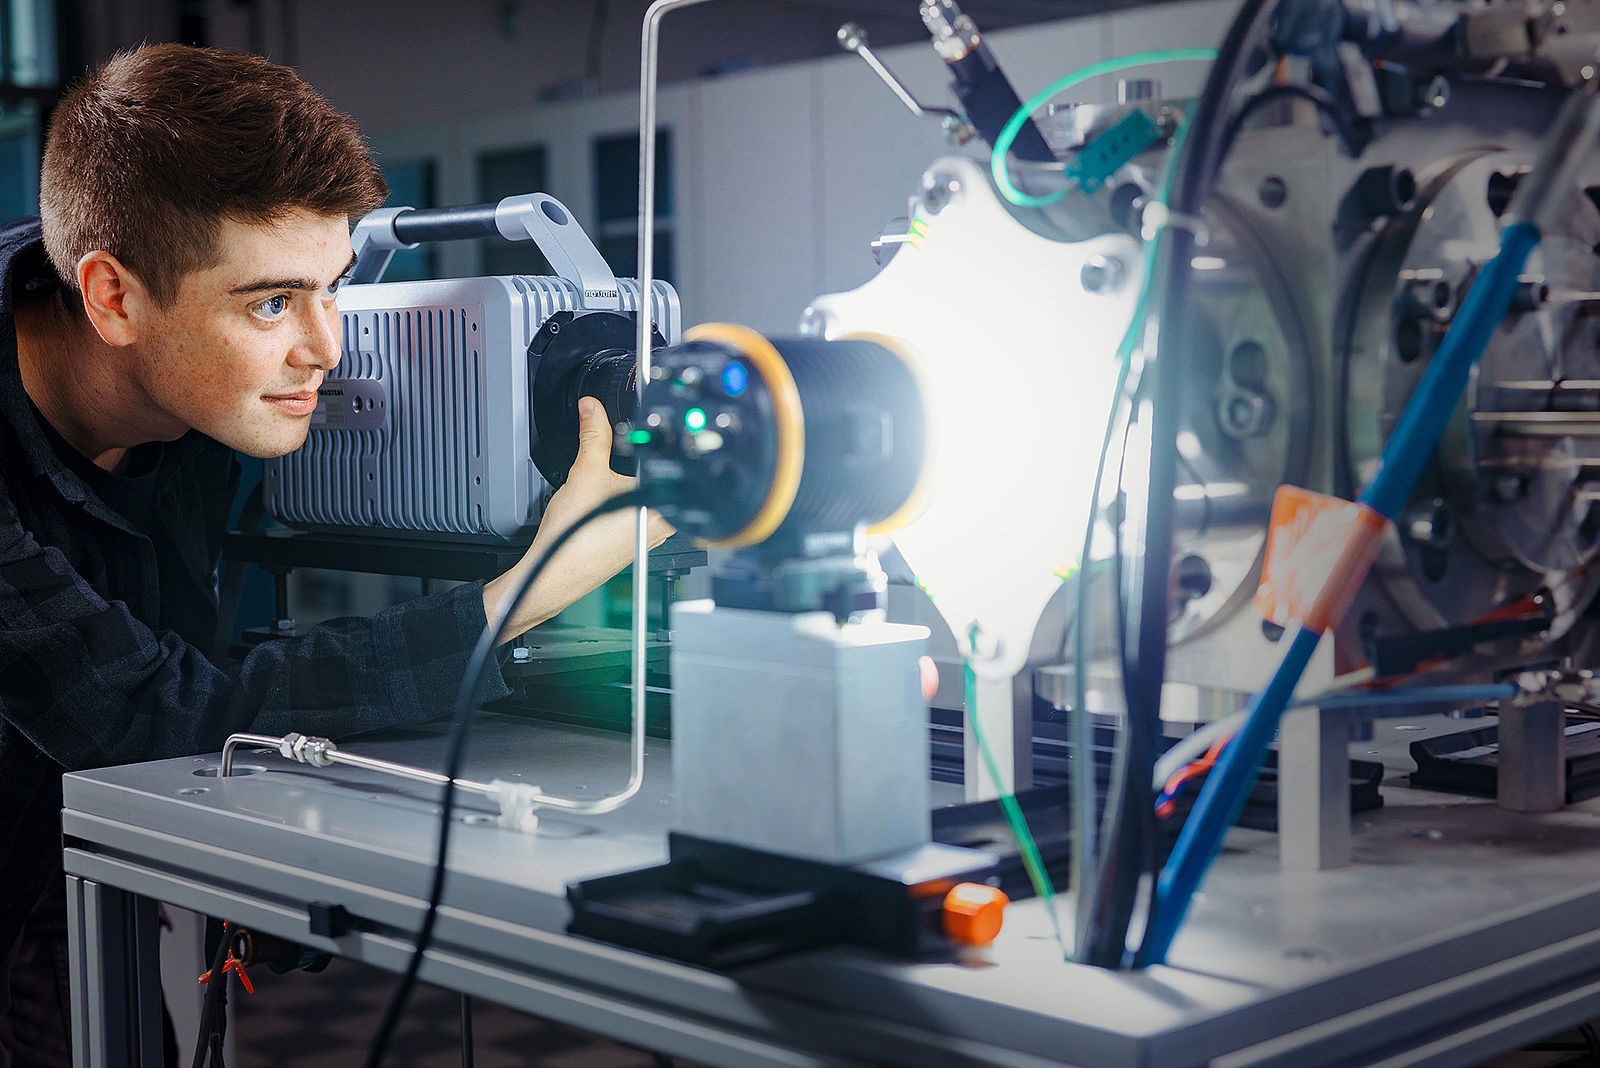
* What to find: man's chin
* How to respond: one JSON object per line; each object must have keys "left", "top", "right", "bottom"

{"left": 223, "top": 424, "right": 312, "bottom": 459}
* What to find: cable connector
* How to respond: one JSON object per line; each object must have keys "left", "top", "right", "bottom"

{"left": 489, "top": 779, "right": 545, "bottom": 834}
{"left": 279, "top": 732, "right": 337, "bottom": 767}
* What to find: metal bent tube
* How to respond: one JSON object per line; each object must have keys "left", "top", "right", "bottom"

{"left": 213, "top": 3, "right": 724, "bottom": 819}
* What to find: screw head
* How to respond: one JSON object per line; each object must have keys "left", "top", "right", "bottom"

{"left": 921, "top": 173, "right": 962, "bottom": 215}
{"left": 1403, "top": 498, "right": 1455, "bottom": 549}
{"left": 1080, "top": 255, "right": 1126, "bottom": 295}
{"left": 1258, "top": 175, "right": 1288, "bottom": 209}
{"left": 1217, "top": 390, "right": 1274, "bottom": 438}
{"left": 1418, "top": 74, "right": 1450, "bottom": 111}
{"left": 798, "top": 306, "right": 831, "bottom": 338}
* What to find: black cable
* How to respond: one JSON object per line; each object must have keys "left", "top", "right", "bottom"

{"left": 1129, "top": 0, "right": 1286, "bottom": 968}
{"left": 459, "top": 994, "right": 475, "bottom": 1068}
{"left": 363, "top": 489, "right": 649, "bottom": 1068}
{"left": 1579, "top": 1021, "right": 1600, "bottom": 1062}
{"left": 191, "top": 921, "right": 232, "bottom": 1068}
{"left": 1076, "top": 389, "right": 1138, "bottom": 966}
{"left": 1216, "top": 82, "right": 1361, "bottom": 160}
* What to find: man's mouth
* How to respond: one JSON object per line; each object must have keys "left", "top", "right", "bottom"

{"left": 262, "top": 391, "right": 320, "bottom": 417}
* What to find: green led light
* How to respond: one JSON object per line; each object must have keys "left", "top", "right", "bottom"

{"left": 684, "top": 408, "right": 707, "bottom": 432}
{"left": 628, "top": 429, "right": 653, "bottom": 445}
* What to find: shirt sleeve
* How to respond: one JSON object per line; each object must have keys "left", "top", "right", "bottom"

{"left": 0, "top": 477, "right": 511, "bottom": 772}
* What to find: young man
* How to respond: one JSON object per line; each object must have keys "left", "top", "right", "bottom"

{"left": 0, "top": 44, "right": 663, "bottom": 1065}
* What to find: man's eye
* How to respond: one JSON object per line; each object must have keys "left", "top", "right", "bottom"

{"left": 253, "top": 294, "right": 290, "bottom": 321}
{"left": 328, "top": 273, "right": 352, "bottom": 296}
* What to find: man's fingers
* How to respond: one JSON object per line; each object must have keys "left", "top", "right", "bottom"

{"left": 575, "top": 395, "right": 613, "bottom": 463}
{"left": 577, "top": 396, "right": 609, "bottom": 440}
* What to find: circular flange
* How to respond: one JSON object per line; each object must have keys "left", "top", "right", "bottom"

{"left": 1342, "top": 149, "right": 1600, "bottom": 640}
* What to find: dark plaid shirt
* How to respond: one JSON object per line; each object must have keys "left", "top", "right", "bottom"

{"left": 0, "top": 218, "right": 509, "bottom": 966}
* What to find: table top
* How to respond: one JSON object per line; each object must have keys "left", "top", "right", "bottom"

{"left": 61, "top": 712, "right": 1600, "bottom": 1067}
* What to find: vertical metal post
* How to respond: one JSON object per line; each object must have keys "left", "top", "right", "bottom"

{"left": 67, "top": 876, "right": 163, "bottom": 1068}
{"left": 1498, "top": 699, "right": 1565, "bottom": 812}
{"left": 1278, "top": 705, "right": 1350, "bottom": 870}
{"left": 964, "top": 672, "right": 1033, "bottom": 801}
{"left": 271, "top": 566, "right": 292, "bottom": 630}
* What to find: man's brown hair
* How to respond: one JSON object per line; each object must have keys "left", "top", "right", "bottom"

{"left": 39, "top": 43, "right": 388, "bottom": 305}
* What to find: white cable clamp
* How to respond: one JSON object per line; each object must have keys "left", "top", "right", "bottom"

{"left": 1141, "top": 202, "right": 1210, "bottom": 246}
{"left": 490, "top": 779, "right": 544, "bottom": 834}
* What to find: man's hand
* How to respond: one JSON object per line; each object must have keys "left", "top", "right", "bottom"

{"left": 483, "top": 397, "right": 673, "bottom": 639}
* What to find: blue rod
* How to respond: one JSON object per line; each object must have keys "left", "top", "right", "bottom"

{"left": 1362, "top": 223, "right": 1540, "bottom": 518}
{"left": 1141, "top": 624, "right": 1320, "bottom": 960}
{"left": 1295, "top": 682, "right": 1518, "bottom": 710}
{"left": 1139, "top": 221, "right": 1542, "bottom": 967}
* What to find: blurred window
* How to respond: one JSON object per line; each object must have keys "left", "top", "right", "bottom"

{"left": 592, "top": 128, "right": 673, "bottom": 283}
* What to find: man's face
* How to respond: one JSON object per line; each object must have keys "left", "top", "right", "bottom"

{"left": 135, "top": 210, "right": 353, "bottom": 458}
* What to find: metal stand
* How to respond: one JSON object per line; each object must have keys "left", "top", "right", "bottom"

{"left": 963, "top": 671, "right": 1034, "bottom": 801}
{"left": 66, "top": 876, "right": 164, "bottom": 1068}
{"left": 1278, "top": 705, "right": 1352, "bottom": 870}
{"left": 1498, "top": 699, "right": 1567, "bottom": 812}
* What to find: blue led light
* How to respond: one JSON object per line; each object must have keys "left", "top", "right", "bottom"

{"left": 720, "top": 362, "right": 749, "bottom": 397}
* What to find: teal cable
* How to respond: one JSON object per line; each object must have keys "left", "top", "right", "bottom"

{"left": 963, "top": 643, "right": 1067, "bottom": 955}
{"left": 991, "top": 49, "right": 1218, "bottom": 208}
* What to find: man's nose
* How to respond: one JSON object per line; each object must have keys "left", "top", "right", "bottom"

{"left": 292, "top": 301, "right": 341, "bottom": 370}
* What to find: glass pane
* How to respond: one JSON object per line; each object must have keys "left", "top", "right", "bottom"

{"left": 599, "top": 229, "right": 673, "bottom": 285}
{"left": 593, "top": 129, "right": 672, "bottom": 223}
{"left": 0, "top": 107, "right": 41, "bottom": 224}
{"left": 476, "top": 144, "right": 552, "bottom": 277}
{"left": 378, "top": 158, "right": 437, "bottom": 282}
{"left": 6, "top": 0, "right": 57, "bottom": 87}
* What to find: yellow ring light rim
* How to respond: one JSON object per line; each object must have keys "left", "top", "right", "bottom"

{"left": 684, "top": 322, "right": 804, "bottom": 548}
{"left": 844, "top": 332, "right": 934, "bottom": 536}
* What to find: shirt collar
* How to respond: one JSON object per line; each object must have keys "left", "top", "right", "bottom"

{"left": 0, "top": 220, "right": 212, "bottom": 509}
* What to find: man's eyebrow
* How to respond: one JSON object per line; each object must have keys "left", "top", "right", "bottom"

{"left": 229, "top": 252, "right": 359, "bottom": 296}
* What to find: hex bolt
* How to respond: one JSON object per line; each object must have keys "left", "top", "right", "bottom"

{"left": 1512, "top": 277, "right": 1549, "bottom": 313}
{"left": 1353, "top": 164, "right": 1417, "bottom": 220}
{"left": 1401, "top": 276, "right": 1455, "bottom": 322}
{"left": 1217, "top": 389, "right": 1275, "bottom": 439}
{"left": 939, "top": 114, "right": 975, "bottom": 145}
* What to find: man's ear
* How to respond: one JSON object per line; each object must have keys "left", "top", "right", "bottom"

{"left": 76, "top": 250, "right": 153, "bottom": 347}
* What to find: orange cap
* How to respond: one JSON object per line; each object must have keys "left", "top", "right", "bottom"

{"left": 942, "top": 883, "right": 1008, "bottom": 947}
